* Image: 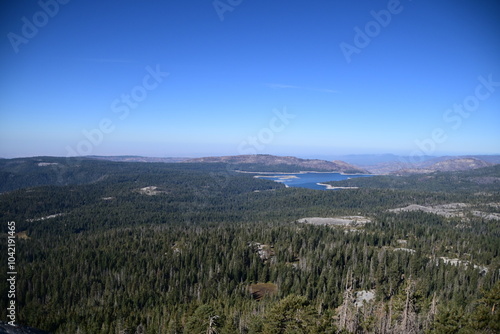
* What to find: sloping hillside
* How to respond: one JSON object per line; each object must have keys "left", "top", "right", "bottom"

{"left": 185, "top": 154, "right": 369, "bottom": 173}
{"left": 324, "top": 164, "right": 500, "bottom": 193}
{"left": 430, "top": 157, "right": 491, "bottom": 171}
{"left": 392, "top": 157, "right": 492, "bottom": 175}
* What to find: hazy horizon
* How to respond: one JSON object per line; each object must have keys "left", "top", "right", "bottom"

{"left": 1, "top": 1, "right": 499, "bottom": 159}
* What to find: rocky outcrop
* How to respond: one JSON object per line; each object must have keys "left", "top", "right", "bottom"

{"left": 430, "top": 158, "right": 491, "bottom": 171}
{"left": 0, "top": 323, "right": 50, "bottom": 334}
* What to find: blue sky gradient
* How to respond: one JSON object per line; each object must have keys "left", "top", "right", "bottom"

{"left": 1, "top": 0, "right": 499, "bottom": 158}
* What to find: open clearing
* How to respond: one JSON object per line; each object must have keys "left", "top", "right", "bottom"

{"left": 248, "top": 283, "right": 278, "bottom": 301}
{"left": 389, "top": 203, "right": 500, "bottom": 220}
{"left": 249, "top": 242, "right": 275, "bottom": 263}
{"left": 137, "top": 186, "right": 167, "bottom": 196}
{"left": 355, "top": 290, "right": 375, "bottom": 307}
{"left": 26, "top": 213, "right": 65, "bottom": 222}
{"left": 296, "top": 216, "right": 371, "bottom": 226}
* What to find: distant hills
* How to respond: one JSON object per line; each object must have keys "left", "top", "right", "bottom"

{"left": 335, "top": 154, "right": 499, "bottom": 174}
{"left": 183, "top": 154, "right": 499, "bottom": 175}
{"left": 87, "top": 155, "right": 189, "bottom": 163}
{"left": 184, "top": 154, "right": 370, "bottom": 174}
{"left": 0, "top": 155, "right": 368, "bottom": 193}
{"left": 323, "top": 163, "right": 500, "bottom": 193}
{"left": 1, "top": 154, "right": 498, "bottom": 193}
{"left": 390, "top": 157, "right": 493, "bottom": 175}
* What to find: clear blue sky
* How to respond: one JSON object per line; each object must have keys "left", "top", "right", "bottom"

{"left": 1, "top": 0, "right": 499, "bottom": 158}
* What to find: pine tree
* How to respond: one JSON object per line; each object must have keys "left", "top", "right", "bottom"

{"left": 469, "top": 281, "right": 500, "bottom": 333}
{"left": 262, "top": 295, "right": 323, "bottom": 334}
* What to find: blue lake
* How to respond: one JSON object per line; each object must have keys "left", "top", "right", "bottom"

{"left": 256, "top": 172, "right": 373, "bottom": 190}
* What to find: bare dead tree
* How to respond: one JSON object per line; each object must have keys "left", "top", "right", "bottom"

{"left": 338, "top": 268, "right": 358, "bottom": 333}
{"left": 206, "top": 315, "right": 219, "bottom": 334}
{"left": 400, "top": 279, "right": 418, "bottom": 334}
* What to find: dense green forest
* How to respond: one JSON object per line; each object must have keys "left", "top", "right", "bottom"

{"left": 1, "top": 157, "right": 499, "bottom": 333}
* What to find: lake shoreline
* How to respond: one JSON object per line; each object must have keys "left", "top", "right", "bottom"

{"left": 244, "top": 171, "right": 373, "bottom": 190}
{"left": 236, "top": 170, "right": 370, "bottom": 176}
{"left": 317, "top": 183, "right": 359, "bottom": 190}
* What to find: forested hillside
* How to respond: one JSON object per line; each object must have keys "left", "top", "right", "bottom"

{"left": 326, "top": 165, "right": 500, "bottom": 193}
{"left": 184, "top": 154, "right": 369, "bottom": 174}
{"left": 1, "top": 158, "right": 499, "bottom": 333}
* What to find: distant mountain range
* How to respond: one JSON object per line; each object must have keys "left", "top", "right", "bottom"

{"left": 334, "top": 154, "right": 500, "bottom": 174}
{"left": 87, "top": 155, "right": 189, "bottom": 163}
{"left": 2, "top": 154, "right": 498, "bottom": 180}
{"left": 334, "top": 154, "right": 500, "bottom": 166}
{"left": 184, "top": 154, "right": 370, "bottom": 174}
{"left": 90, "top": 154, "right": 498, "bottom": 175}
{"left": 390, "top": 157, "right": 492, "bottom": 175}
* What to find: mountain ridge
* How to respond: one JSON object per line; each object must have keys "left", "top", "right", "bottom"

{"left": 391, "top": 157, "right": 492, "bottom": 175}
{"left": 184, "top": 154, "right": 370, "bottom": 174}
